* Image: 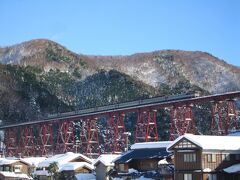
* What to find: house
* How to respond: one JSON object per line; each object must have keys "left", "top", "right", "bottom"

{"left": 167, "top": 134, "right": 240, "bottom": 180}
{"left": 21, "top": 157, "right": 46, "bottom": 176}
{"left": 34, "top": 152, "right": 93, "bottom": 180}
{"left": 59, "top": 162, "right": 94, "bottom": 179}
{"left": 0, "top": 158, "right": 33, "bottom": 179}
{"left": 113, "top": 141, "right": 173, "bottom": 179}
{"left": 93, "top": 154, "right": 120, "bottom": 180}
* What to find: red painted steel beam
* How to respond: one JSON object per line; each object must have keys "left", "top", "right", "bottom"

{"left": 4, "top": 127, "right": 18, "bottom": 157}
{"left": 169, "top": 105, "right": 196, "bottom": 140}
{"left": 105, "top": 112, "right": 127, "bottom": 153}
{"left": 55, "top": 121, "right": 75, "bottom": 154}
{"left": 19, "top": 125, "right": 35, "bottom": 157}
{"left": 86, "top": 118, "right": 100, "bottom": 158}
{"left": 36, "top": 123, "right": 53, "bottom": 156}
{"left": 135, "top": 109, "right": 159, "bottom": 143}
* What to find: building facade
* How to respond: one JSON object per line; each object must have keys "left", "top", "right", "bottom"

{"left": 167, "top": 134, "right": 240, "bottom": 180}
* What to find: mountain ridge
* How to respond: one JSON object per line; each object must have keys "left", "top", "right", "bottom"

{"left": 1, "top": 39, "right": 239, "bottom": 94}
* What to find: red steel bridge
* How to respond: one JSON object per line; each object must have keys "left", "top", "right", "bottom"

{"left": 1, "top": 91, "right": 240, "bottom": 158}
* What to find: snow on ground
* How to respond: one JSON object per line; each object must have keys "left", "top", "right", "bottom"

{"left": 75, "top": 173, "right": 96, "bottom": 180}
{"left": 158, "top": 158, "right": 168, "bottom": 165}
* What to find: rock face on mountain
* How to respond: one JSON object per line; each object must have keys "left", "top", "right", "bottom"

{"left": 0, "top": 39, "right": 239, "bottom": 136}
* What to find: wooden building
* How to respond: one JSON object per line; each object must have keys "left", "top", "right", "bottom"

{"left": 0, "top": 158, "right": 32, "bottom": 179}
{"left": 94, "top": 154, "right": 120, "bottom": 180}
{"left": 113, "top": 141, "right": 173, "bottom": 179}
{"left": 0, "top": 158, "right": 30, "bottom": 174}
{"left": 167, "top": 134, "right": 240, "bottom": 180}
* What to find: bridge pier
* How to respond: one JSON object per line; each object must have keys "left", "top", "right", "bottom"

{"left": 4, "top": 127, "right": 18, "bottom": 157}
{"left": 135, "top": 109, "right": 159, "bottom": 143}
{"left": 86, "top": 118, "right": 100, "bottom": 158}
{"left": 105, "top": 112, "right": 127, "bottom": 153}
{"left": 55, "top": 121, "right": 75, "bottom": 154}
{"left": 211, "top": 100, "right": 238, "bottom": 135}
{"left": 19, "top": 125, "right": 35, "bottom": 157}
{"left": 169, "top": 105, "right": 195, "bottom": 141}
{"left": 37, "top": 123, "right": 53, "bottom": 156}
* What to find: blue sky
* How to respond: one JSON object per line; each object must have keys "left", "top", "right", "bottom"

{"left": 1, "top": 0, "right": 239, "bottom": 66}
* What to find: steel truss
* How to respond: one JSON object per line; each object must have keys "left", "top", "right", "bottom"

{"left": 55, "top": 121, "right": 75, "bottom": 154}
{"left": 105, "top": 112, "right": 127, "bottom": 153}
{"left": 211, "top": 100, "right": 238, "bottom": 135}
{"left": 135, "top": 109, "right": 159, "bottom": 143}
{"left": 169, "top": 105, "right": 195, "bottom": 140}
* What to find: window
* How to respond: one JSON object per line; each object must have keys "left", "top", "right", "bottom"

{"left": 184, "top": 153, "right": 196, "bottom": 162}
{"left": 222, "top": 154, "right": 230, "bottom": 161}
{"left": 14, "top": 165, "right": 22, "bottom": 173}
{"left": 119, "top": 164, "right": 125, "bottom": 172}
{"left": 208, "top": 174, "right": 217, "bottom": 180}
{"left": 176, "top": 140, "right": 197, "bottom": 148}
{"left": 235, "top": 154, "right": 240, "bottom": 160}
{"left": 207, "top": 154, "right": 216, "bottom": 162}
{"left": 184, "top": 173, "right": 192, "bottom": 180}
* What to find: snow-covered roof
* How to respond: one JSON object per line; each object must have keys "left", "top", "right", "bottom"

{"left": 38, "top": 152, "right": 92, "bottom": 168}
{"left": 167, "top": 134, "right": 240, "bottom": 152}
{"left": 94, "top": 154, "right": 121, "bottom": 166}
{"left": 223, "top": 163, "right": 240, "bottom": 173}
{"left": 0, "top": 158, "right": 19, "bottom": 165}
{"left": 21, "top": 157, "right": 47, "bottom": 167}
{"left": 131, "top": 141, "right": 172, "bottom": 150}
{"left": 75, "top": 173, "right": 96, "bottom": 180}
{"left": 59, "top": 162, "right": 94, "bottom": 172}
{"left": 0, "top": 158, "right": 31, "bottom": 166}
{"left": 0, "top": 171, "right": 33, "bottom": 179}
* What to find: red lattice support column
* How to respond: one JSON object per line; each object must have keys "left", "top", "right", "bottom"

{"left": 226, "top": 100, "right": 238, "bottom": 134}
{"left": 4, "top": 127, "right": 18, "bottom": 157}
{"left": 37, "top": 123, "right": 53, "bottom": 156}
{"left": 55, "top": 121, "right": 75, "bottom": 154}
{"left": 86, "top": 118, "right": 100, "bottom": 158}
{"left": 105, "top": 114, "right": 116, "bottom": 153}
{"left": 80, "top": 119, "right": 89, "bottom": 155}
{"left": 105, "top": 112, "right": 127, "bottom": 153}
{"left": 169, "top": 105, "right": 195, "bottom": 140}
{"left": 146, "top": 110, "right": 159, "bottom": 142}
{"left": 115, "top": 113, "right": 127, "bottom": 152}
{"left": 211, "top": 102, "right": 225, "bottom": 135}
{"left": 19, "top": 125, "right": 35, "bottom": 157}
{"left": 135, "top": 109, "right": 159, "bottom": 143}
{"left": 135, "top": 109, "right": 148, "bottom": 143}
